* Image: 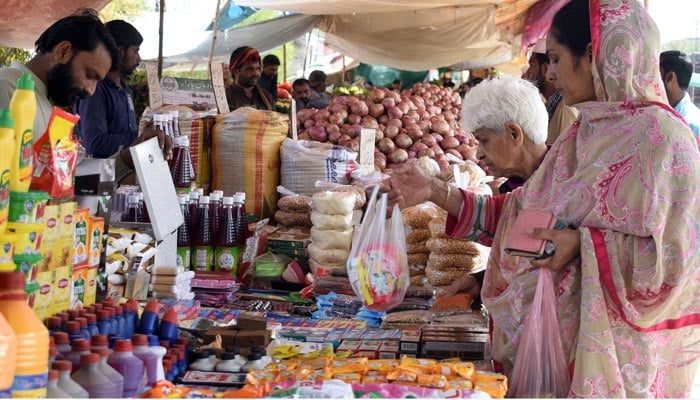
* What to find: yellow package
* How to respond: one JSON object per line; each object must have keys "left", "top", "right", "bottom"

{"left": 32, "top": 270, "right": 54, "bottom": 320}
{"left": 417, "top": 374, "right": 449, "bottom": 389}
{"left": 42, "top": 205, "right": 60, "bottom": 244}
{"left": 332, "top": 373, "right": 362, "bottom": 384}
{"left": 334, "top": 350, "right": 353, "bottom": 359}
{"left": 59, "top": 202, "right": 76, "bottom": 241}
{"left": 72, "top": 207, "right": 90, "bottom": 266}
{"left": 272, "top": 370, "right": 299, "bottom": 383}
{"left": 435, "top": 362, "right": 475, "bottom": 379}
{"left": 448, "top": 378, "right": 474, "bottom": 390}
{"left": 399, "top": 356, "right": 437, "bottom": 374}
{"left": 88, "top": 216, "right": 104, "bottom": 267}
{"left": 387, "top": 368, "right": 417, "bottom": 382}
{"left": 367, "top": 359, "right": 399, "bottom": 375}
{"left": 474, "top": 380, "right": 508, "bottom": 399}
{"left": 362, "top": 375, "right": 388, "bottom": 384}
{"left": 264, "top": 360, "right": 298, "bottom": 372}
{"left": 0, "top": 233, "right": 16, "bottom": 271}
{"left": 474, "top": 371, "right": 508, "bottom": 383}
{"left": 273, "top": 345, "right": 300, "bottom": 360}
{"left": 85, "top": 265, "right": 97, "bottom": 307}
{"left": 71, "top": 264, "right": 89, "bottom": 309}
{"left": 245, "top": 370, "right": 278, "bottom": 386}
{"left": 331, "top": 358, "right": 368, "bottom": 374}
{"left": 299, "top": 356, "right": 332, "bottom": 371}
{"left": 305, "top": 369, "right": 333, "bottom": 381}
{"left": 52, "top": 265, "right": 71, "bottom": 314}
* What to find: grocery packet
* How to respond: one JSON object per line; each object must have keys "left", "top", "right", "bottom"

{"left": 31, "top": 107, "right": 79, "bottom": 200}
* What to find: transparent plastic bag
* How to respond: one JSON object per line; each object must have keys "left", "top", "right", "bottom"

{"left": 509, "top": 268, "right": 570, "bottom": 398}
{"left": 346, "top": 186, "right": 409, "bottom": 311}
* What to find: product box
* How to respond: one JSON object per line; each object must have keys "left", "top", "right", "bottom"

{"left": 41, "top": 205, "right": 60, "bottom": 271}
{"left": 378, "top": 340, "right": 400, "bottom": 359}
{"left": 356, "top": 340, "right": 382, "bottom": 359}
{"left": 400, "top": 329, "right": 422, "bottom": 353}
{"left": 266, "top": 227, "right": 311, "bottom": 250}
{"left": 53, "top": 265, "right": 72, "bottom": 314}
{"left": 74, "top": 158, "right": 115, "bottom": 196}
{"left": 420, "top": 332, "right": 491, "bottom": 360}
{"left": 85, "top": 265, "right": 97, "bottom": 307}
{"left": 32, "top": 270, "right": 54, "bottom": 320}
{"left": 234, "top": 329, "right": 271, "bottom": 347}
{"left": 58, "top": 202, "right": 77, "bottom": 268}
{"left": 204, "top": 328, "right": 237, "bottom": 349}
{"left": 71, "top": 264, "right": 89, "bottom": 309}
{"left": 88, "top": 216, "right": 104, "bottom": 267}
{"left": 72, "top": 208, "right": 90, "bottom": 266}
{"left": 337, "top": 340, "right": 362, "bottom": 353}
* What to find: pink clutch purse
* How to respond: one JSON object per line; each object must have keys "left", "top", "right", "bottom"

{"left": 504, "top": 209, "right": 557, "bottom": 257}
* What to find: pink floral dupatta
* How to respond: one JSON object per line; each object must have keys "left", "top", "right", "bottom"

{"left": 481, "top": 0, "right": 700, "bottom": 397}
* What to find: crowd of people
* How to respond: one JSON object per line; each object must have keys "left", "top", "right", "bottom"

{"left": 1, "top": 0, "right": 700, "bottom": 397}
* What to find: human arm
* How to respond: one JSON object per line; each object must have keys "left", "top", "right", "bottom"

{"left": 112, "top": 122, "right": 173, "bottom": 183}
{"left": 77, "top": 87, "right": 136, "bottom": 158}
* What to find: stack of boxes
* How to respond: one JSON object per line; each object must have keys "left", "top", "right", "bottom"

{"left": 70, "top": 207, "right": 104, "bottom": 309}
{"left": 266, "top": 227, "right": 311, "bottom": 269}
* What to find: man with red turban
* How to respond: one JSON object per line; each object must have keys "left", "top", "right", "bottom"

{"left": 225, "top": 46, "right": 275, "bottom": 111}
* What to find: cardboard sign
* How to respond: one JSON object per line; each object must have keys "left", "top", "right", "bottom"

{"left": 145, "top": 63, "right": 163, "bottom": 110}
{"left": 210, "top": 63, "right": 230, "bottom": 114}
{"left": 359, "top": 129, "right": 376, "bottom": 170}
{"left": 290, "top": 99, "right": 298, "bottom": 140}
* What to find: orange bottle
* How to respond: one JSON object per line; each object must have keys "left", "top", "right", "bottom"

{"left": 0, "top": 272, "right": 49, "bottom": 397}
{"left": 0, "top": 312, "right": 17, "bottom": 397}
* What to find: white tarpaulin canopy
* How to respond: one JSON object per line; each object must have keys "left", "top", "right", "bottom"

{"left": 234, "top": 0, "right": 502, "bottom": 15}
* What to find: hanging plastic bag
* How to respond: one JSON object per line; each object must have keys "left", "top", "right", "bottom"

{"left": 509, "top": 268, "right": 570, "bottom": 398}
{"left": 346, "top": 186, "right": 409, "bottom": 311}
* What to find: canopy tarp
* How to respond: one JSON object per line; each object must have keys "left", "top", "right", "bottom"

{"left": 0, "top": 0, "right": 111, "bottom": 49}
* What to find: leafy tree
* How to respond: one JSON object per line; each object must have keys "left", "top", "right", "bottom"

{"left": 0, "top": 47, "right": 30, "bottom": 67}
{"left": 99, "top": 0, "right": 149, "bottom": 22}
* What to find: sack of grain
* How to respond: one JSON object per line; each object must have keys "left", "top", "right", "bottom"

{"left": 426, "top": 237, "right": 480, "bottom": 256}
{"left": 281, "top": 139, "right": 358, "bottom": 197}
{"left": 274, "top": 210, "right": 312, "bottom": 228}
{"left": 211, "top": 107, "right": 289, "bottom": 219}
{"left": 278, "top": 195, "right": 313, "bottom": 213}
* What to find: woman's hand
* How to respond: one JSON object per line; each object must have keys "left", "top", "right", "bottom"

{"left": 386, "top": 161, "right": 433, "bottom": 209}
{"left": 439, "top": 274, "right": 481, "bottom": 297}
{"left": 528, "top": 228, "right": 581, "bottom": 271}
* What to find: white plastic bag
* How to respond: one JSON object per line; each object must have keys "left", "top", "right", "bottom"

{"left": 346, "top": 186, "right": 409, "bottom": 311}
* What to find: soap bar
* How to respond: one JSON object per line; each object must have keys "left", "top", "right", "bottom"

{"left": 237, "top": 314, "right": 267, "bottom": 331}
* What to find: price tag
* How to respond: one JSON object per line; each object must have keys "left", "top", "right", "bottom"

{"left": 210, "top": 63, "right": 230, "bottom": 114}
{"left": 359, "top": 129, "right": 376, "bottom": 169}
{"left": 145, "top": 63, "right": 163, "bottom": 110}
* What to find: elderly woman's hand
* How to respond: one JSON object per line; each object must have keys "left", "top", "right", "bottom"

{"left": 528, "top": 228, "right": 581, "bottom": 271}
{"left": 386, "top": 160, "right": 433, "bottom": 209}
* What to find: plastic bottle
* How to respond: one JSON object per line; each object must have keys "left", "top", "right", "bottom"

{"left": 235, "top": 192, "right": 249, "bottom": 239}
{"left": 113, "top": 306, "right": 126, "bottom": 339}
{"left": 131, "top": 334, "right": 159, "bottom": 387}
{"left": 241, "top": 352, "right": 265, "bottom": 372}
{"left": 104, "top": 307, "right": 119, "bottom": 338}
{"left": 215, "top": 352, "right": 243, "bottom": 372}
{"left": 71, "top": 353, "right": 117, "bottom": 398}
{"left": 0, "top": 110, "right": 15, "bottom": 235}
{"left": 0, "top": 313, "right": 17, "bottom": 397}
{"left": 163, "top": 359, "right": 174, "bottom": 382}
{"left": 215, "top": 196, "right": 240, "bottom": 274}
{"left": 171, "top": 136, "right": 193, "bottom": 194}
{"left": 96, "top": 309, "right": 113, "bottom": 336}
{"left": 124, "top": 195, "right": 142, "bottom": 223}
{"left": 68, "top": 309, "right": 81, "bottom": 320}
{"left": 74, "top": 317, "right": 91, "bottom": 340}
{"left": 158, "top": 308, "right": 179, "bottom": 343}
{"left": 53, "top": 332, "right": 71, "bottom": 359}
{"left": 91, "top": 348, "right": 124, "bottom": 397}
{"left": 9, "top": 74, "right": 36, "bottom": 193}
{"left": 146, "top": 336, "right": 166, "bottom": 384}
{"left": 0, "top": 272, "right": 49, "bottom": 397}
{"left": 84, "top": 313, "right": 100, "bottom": 336}
{"left": 46, "top": 369, "right": 70, "bottom": 398}
{"left": 90, "top": 333, "right": 109, "bottom": 351}
{"left": 137, "top": 192, "right": 150, "bottom": 223}
{"left": 46, "top": 316, "right": 63, "bottom": 335}
{"left": 192, "top": 196, "right": 213, "bottom": 271}
{"left": 176, "top": 194, "right": 191, "bottom": 270}
{"left": 164, "top": 353, "right": 179, "bottom": 378}
{"left": 137, "top": 299, "right": 159, "bottom": 335}
{"left": 51, "top": 360, "right": 88, "bottom": 398}
{"left": 188, "top": 190, "right": 200, "bottom": 231}
{"left": 124, "top": 298, "right": 139, "bottom": 338}
{"left": 170, "top": 111, "right": 180, "bottom": 137}
{"left": 190, "top": 350, "right": 217, "bottom": 372}
{"left": 209, "top": 191, "right": 221, "bottom": 238}
{"left": 107, "top": 340, "right": 146, "bottom": 397}
{"left": 66, "top": 338, "right": 90, "bottom": 372}
{"left": 48, "top": 336, "right": 57, "bottom": 365}
{"left": 163, "top": 113, "right": 173, "bottom": 137}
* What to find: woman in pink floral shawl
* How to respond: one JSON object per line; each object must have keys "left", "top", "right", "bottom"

{"left": 476, "top": 0, "right": 700, "bottom": 396}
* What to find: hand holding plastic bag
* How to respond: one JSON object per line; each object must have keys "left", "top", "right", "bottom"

{"left": 346, "top": 186, "right": 409, "bottom": 311}
{"left": 509, "top": 268, "right": 570, "bottom": 398}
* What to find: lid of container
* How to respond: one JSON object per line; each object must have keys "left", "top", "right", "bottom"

{"left": 80, "top": 353, "right": 100, "bottom": 365}
{"left": 131, "top": 334, "right": 148, "bottom": 346}
{"left": 196, "top": 188, "right": 204, "bottom": 196}
{"left": 66, "top": 320, "right": 80, "bottom": 332}
{"left": 114, "top": 339, "right": 133, "bottom": 352}
{"left": 72, "top": 338, "right": 90, "bottom": 352}
{"left": 247, "top": 352, "right": 262, "bottom": 361}
{"left": 85, "top": 313, "right": 97, "bottom": 324}
{"left": 236, "top": 192, "right": 246, "bottom": 200}
{"left": 210, "top": 192, "right": 220, "bottom": 202}
{"left": 49, "top": 335, "right": 55, "bottom": 346}
{"left": 86, "top": 305, "right": 96, "bottom": 314}
{"left": 52, "top": 360, "right": 72, "bottom": 372}
{"left": 178, "top": 194, "right": 188, "bottom": 205}
{"left": 53, "top": 331, "right": 69, "bottom": 345}
{"left": 162, "top": 308, "right": 178, "bottom": 324}
{"left": 0, "top": 272, "right": 26, "bottom": 290}
{"left": 189, "top": 191, "right": 200, "bottom": 200}
{"left": 57, "top": 312, "right": 69, "bottom": 321}
{"left": 0, "top": 109, "right": 13, "bottom": 129}
{"left": 233, "top": 194, "right": 243, "bottom": 203}
{"left": 68, "top": 309, "right": 80, "bottom": 319}
{"left": 75, "top": 317, "right": 87, "bottom": 328}
{"left": 222, "top": 196, "right": 234, "bottom": 206}
{"left": 47, "top": 316, "right": 62, "bottom": 327}
{"left": 170, "top": 110, "right": 179, "bottom": 118}
{"left": 115, "top": 305, "right": 124, "bottom": 314}
{"left": 221, "top": 352, "right": 237, "bottom": 361}
{"left": 199, "top": 196, "right": 210, "bottom": 205}
{"left": 153, "top": 113, "right": 163, "bottom": 122}
{"left": 48, "top": 369, "right": 59, "bottom": 381}
{"left": 251, "top": 346, "right": 266, "bottom": 354}
{"left": 91, "top": 348, "right": 110, "bottom": 358}
{"left": 195, "top": 350, "right": 210, "bottom": 359}
{"left": 90, "top": 334, "right": 108, "bottom": 348}
{"left": 78, "top": 309, "right": 88, "bottom": 317}
{"left": 93, "top": 303, "right": 103, "bottom": 311}
{"left": 124, "top": 298, "right": 138, "bottom": 312}
{"left": 128, "top": 195, "right": 141, "bottom": 203}
{"left": 49, "top": 345, "right": 57, "bottom": 357}
{"left": 16, "top": 73, "right": 35, "bottom": 90}
{"left": 97, "top": 309, "right": 110, "bottom": 319}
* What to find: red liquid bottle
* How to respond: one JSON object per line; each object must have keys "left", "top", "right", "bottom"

{"left": 137, "top": 192, "right": 150, "bottom": 223}
{"left": 234, "top": 192, "right": 248, "bottom": 241}
{"left": 171, "top": 136, "right": 193, "bottom": 195}
{"left": 215, "top": 196, "right": 239, "bottom": 275}
{"left": 124, "top": 195, "right": 141, "bottom": 223}
{"left": 191, "top": 196, "right": 213, "bottom": 271}
{"left": 176, "top": 194, "right": 191, "bottom": 270}
{"left": 209, "top": 191, "right": 221, "bottom": 243}
{"left": 188, "top": 190, "right": 200, "bottom": 233}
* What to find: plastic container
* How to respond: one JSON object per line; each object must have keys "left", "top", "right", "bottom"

{"left": 188, "top": 190, "right": 200, "bottom": 230}
{"left": 65, "top": 320, "right": 83, "bottom": 344}
{"left": 163, "top": 359, "right": 174, "bottom": 382}
{"left": 124, "top": 195, "right": 142, "bottom": 223}
{"left": 137, "top": 299, "right": 159, "bottom": 335}
{"left": 51, "top": 360, "right": 88, "bottom": 398}
{"left": 9, "top": 73, "right": 36, "bottom": 193}
{"left": 6, "top": 223, "right": 44, "bottom": 255}
{"left": 104, "top": 307, "right": 119, "bottom": 338}
{"left": 53, "top": 332, "right": 71, "bottom": 359}
{"left": 12, "top": 253, "right": 42, "bottom": 285}
{"left": 46, "top": 369, "right": 70, "bottom": 398}
{"left": 71, "top": 353, "right": 118, "bottom": 398}
{"left": 0, "top": 233, "right": 16, "bottom": 271}
{"left": 192, "top": 196, "right": 213, "bottom": 271}
{"left": 74, "top": 317, "right": 91, "bottom": 340}
{"left": 241, "top": 352, "right": 266, "bottom": 372}
{"left": 132, "top": 334, "right": 159, "bottom": 386}
{"left": 0, "top": 110, "right": 14, "bottom": 236}
{"left": 107, "top": 340, "right": 145, "bottom": 397}
{"left": 0, "top": 271, "right": 49, "bottom": 397}
{"left": 176, "top": 194, "right": 191, "bottom": 270}
{"left": 85, "top": 313, "right": 99, "bottom": 336}
{"left": 66, "top": 338, "right": 90, "bottom": 372}
{"left": 96, "top": 309, "right": 113, "bottom": 336}
{"left": 147, "top": 337, "right": 166, "bottom": 383}
{"left": 91, "top": 348, "right": 124, "bottom": 398}
{"left": 216, "top": 352, "right": 243, "bottom": 373}
{"left": 7, "top": 191, "right": 50, "bottom": 224}
{"left": 46, "top": 316, "right": 62, "bottom": 334}
{"left": 48, "top": 336, "right": 57, "bottom": 365}
{"left": 113, "top": 305, "right": 126, "bottom": 339}
{"left": 0, "top": 312, "right": 17, "bottom": 397}
{"left": 158, "top": 308, "right": 179, "bottom": 343}
{"left": 235, "top": 192, "right": 249, "bottom": 239}
{"left": 215, "top": 196, "right": 240, "bottom": 274}
{"left": 124, "top": 298, "right": 139, "bottom": 338}
{"left": 170, "top": 135, "right": 194, "bottom": 194}
{"left": 209, "top": 191, "right": 221, "bottom": 239}
{"left": 190, "top": 350, "right": 216, "bottom": 372}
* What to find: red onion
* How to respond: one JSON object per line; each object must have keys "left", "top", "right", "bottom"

{"left": 297, "top": 108, "right": 316, "bottom": 123}
{"left": 417, "top": 148, "right": 435, "bottom": 158}
{"left": 316, "top": 109, "right": 331, "bottom": 120}
{"left": 384, "top": 125, "right": 399, "bottom": 139}
{"left": 328, "top": 129, "right": 342, "bottom": 144}
{"left": 387, "top": 106, "right": 403, "bottom": 119}
{"left": 329, "top": 112, "right": 344, "bottom": 125}
{"left": 387, "top": 118, "right": 402, "bottom": 128}
{"left": 309, "top": 126, "right": 328, "bottom": 142}
{"left": 417, "top": 120, "right": 431, "bottom": 134}
{"left": 377, "top": 138, "right": 395, "bottom": 154}
{"left": 349, "top": 138, "right": 360, "bottom": 152}
{"left": 411, "top": 142, "right": 428, "bottom": 153}
{"left": 421, "top": 134, "right": 437, "bottom": 147}
{"left": 389, "top": 149, "right": 409, "bottom": 164}
{"left": 348, "top": 125, "right": 363, "bottom": 138}
{"left": 381, "top": 98, "right": 396, "bottom": 109}
{"left": 370, "top": 88, "right": 386, "bottom": 102}
{"left": 298, "top": 132, "right": 310, "bottom": 140}
{"left": 350, "top": 101, "right": 369, "bottom": 116}
{"left": 446, "top": 149, "right": 463, "bottom": 160}
{"left": 378, "top": 114, "right": 389, "bottom": 125}
{"left": 338, "top": 134, "right": 352, "bottom": 146}
{"left": 326, "top": 124, "right": 340, "bottom": 135}
{"left": 395, "top": 133, "right": 413, "bottom": 149}
{"left": 432, "top": 119, "right": 451, "bottom": 135}
{"left": 304, "top": 119, "right": 315, "bottom": 129}
{"left": 369, "top": 103, "right": 385, "bottom": 118}
{"left": 375, "top": 152, "right": 387, "bottom": 170}
{"left": 361, "top": 116, "right": 379, "bottom": 129}
{"left": 347, "top": 114, "right": 361, "bottom": 125}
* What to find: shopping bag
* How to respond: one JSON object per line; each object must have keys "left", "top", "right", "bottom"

{"left": 346, "top": 186, "right": 409, "bottom": 311}
{"left": 509, "top": 268, "right": 570, "bottom": 398}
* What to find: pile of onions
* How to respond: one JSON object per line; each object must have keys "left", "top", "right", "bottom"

{"left": 296, "top": 83, "right": 476, "bottom": 172}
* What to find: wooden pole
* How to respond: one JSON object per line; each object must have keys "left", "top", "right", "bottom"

{"left": 341, "top": 55, "right": 346, "bottom": 84}
{"left": 208, "top": 0, "right": 223, "bottom": 79}
{"left": 283, "top": 43, "right": 287, "bottom": 82}
{"left": 158, "top": 0, "right": 165, "bottom": 77}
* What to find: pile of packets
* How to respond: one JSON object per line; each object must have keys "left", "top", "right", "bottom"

{"left": 313, "top": 291, "right": 384, "bottom": 328}
{"left": 105, "top": 228, "right": 158, "bottom": 300}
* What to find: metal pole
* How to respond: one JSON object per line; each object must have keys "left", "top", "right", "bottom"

{"left": 283, "top": 43, "right": 287, "bottom": 82}
{"left": 208, "top": 0, "right": 223, "bottom": 79}
{"left": 158, "top": 0, "right": 165, "bottom": 77}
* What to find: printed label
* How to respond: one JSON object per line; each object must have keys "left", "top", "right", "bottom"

{"left": 0, "top": 169, "right": 9, "bottom": 224}
{"left": 176, "top": 247, "right": 191, "bottom": 270}
{"left": 12, "top": 372, "right": 47, "bottom": 398}
{"left": 193, "top": 246, "right": 214, "bottom": 271}
{"left": 0, "top": 387, "right": 11, "bottom": 398}
{"left": 215, "top": 246, "right": 240, "bottom": 275}
{"left": 18, "top": 129, "right": 33, "bottom": 180}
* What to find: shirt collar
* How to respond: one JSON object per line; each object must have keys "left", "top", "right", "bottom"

{"left": 675, "top": 92, "right": 691, "bottom": 113}
{"left": 11, "top": 61, "right": 48, "bottom": 99}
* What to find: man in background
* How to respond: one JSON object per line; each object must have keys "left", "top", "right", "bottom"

{"left": 75, "top": 20, "right": 142, "bottom": 158}
{"left": 524, "top": 37, "right": 578, "bottom": 144}
{"left": 392, "top": 78, "right": 402, "bottom": 91}
{"left": 260, "top": 54, "right": 280, "bottom": 101}
{"left": 292, "top": 78, "right": 313, "bottom": 110}
{"left": 307, "top": 70, "right": 330, "bottom": 109}
{"left": 660, "top": 50, "right": 700, "bottom": 137}
{"left": 225, "top": 46, "right": 275, "bottom": 111}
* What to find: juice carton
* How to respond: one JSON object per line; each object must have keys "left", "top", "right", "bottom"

{"left": 52, "top": 265, "right": 71, "bottom": 315}
{"left": 87, "top": 217, "right": 104, "bottom": 267}
{"left": 85, "top": 266, "right": 97, "bottom": 307}
{"left": 71, "top": 264, "right": 88, "bottom": 309}
{"left": 33, "top": 270, "right": 54, "bottom": 320}
{"left": 58, "top": 202, "right": 76, "bottom": 268}
{"left": 40, "top": 205, "right": 59, "bottom": 271}
{"left": 72, "top": 208, "right": 90, "bottom": 266}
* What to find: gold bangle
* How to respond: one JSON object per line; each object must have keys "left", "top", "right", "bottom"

{"left": 443, "top": 184, "right": 451, "bottom": 209}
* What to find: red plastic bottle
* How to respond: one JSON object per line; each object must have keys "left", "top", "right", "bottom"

{"left": 124, "top": 195, "right": 142, "bottom": 223}
{"left": 215, "top": 196, "right": 239, "bottom": 275}
{"left": 170, "top": 136, "right": 194, "bottom": 195}
{"left": 191, "top": 196, "right": 213, "bottom": 271}
{"left": 176, "top": 194, "right": 191, "bottom": 270}
{"left": 233, "top": 193, "right": 248, "bottom": 242}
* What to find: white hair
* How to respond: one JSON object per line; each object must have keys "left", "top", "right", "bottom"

{"left": 461, "top": 76, "right": 548, "bottom": 145}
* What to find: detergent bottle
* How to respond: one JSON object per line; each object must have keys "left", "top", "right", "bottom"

{"left": 0, "top": 109, "right": 15, "bottom": 234}
{"left": 9, "top": 74, "right": 36, "bottom": 192}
